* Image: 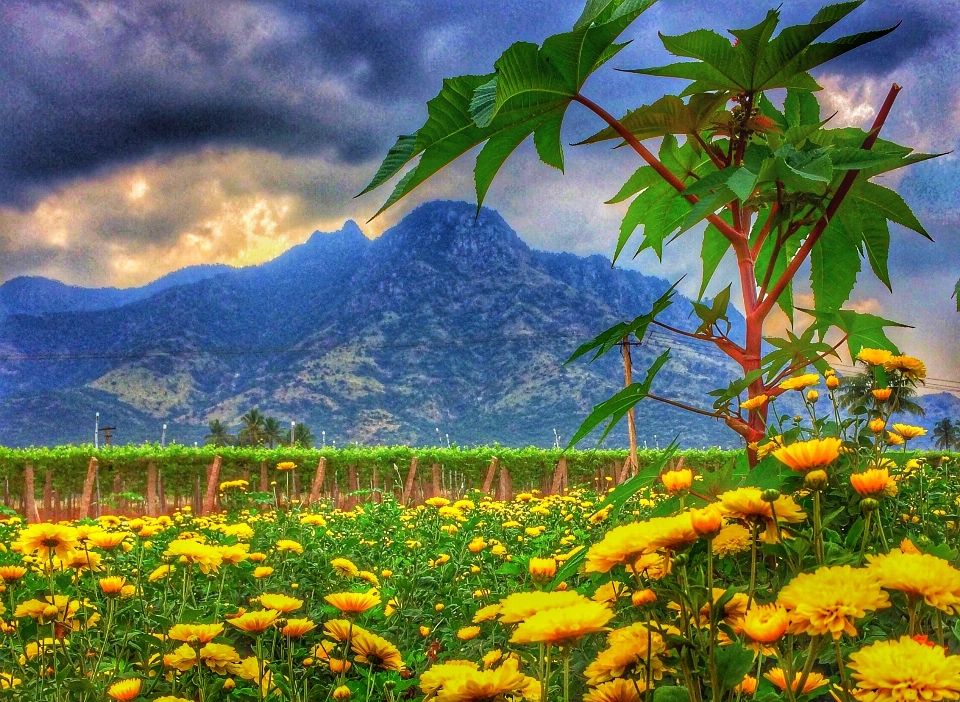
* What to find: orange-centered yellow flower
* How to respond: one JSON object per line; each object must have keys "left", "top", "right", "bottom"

{"left": 740, "top": 394, "right": 768, "bottom": 411}
{"left": 777, "top": 565, "right": 890, "bottom": 639}
{"left": 509, "top": 600, "right": 614, "bottom": 645}
{"left": 857, "top": 348, "right": 893, "bottom": 366}
{"left": 259, "top": 593, "right": 303, "bottom": 613}
{"left": 741, "top": 604, "right": 789, "bottom": 643}
{"left": 226, "top": 610, "right": 279, "bottom": 636}
{"left": 778, "top": 374, "right": 820, "bottom": 391}
{"left": 168, "top": 623, "right": 224, "bottom": 644}
{"left": 15, "top": 523, "right": 79, "bottom": 561}
{"left": 107, "top": 678, "right": 142, "bottom": 701}
{"left": 325, "top": 591, "right": 381, "bottom": 615}
{"left": 867, "top": 549, "right": 960, "bottom": 613}
{"left": 847, "top": 635, "right": 960, "bottom": 702}
{"left": 660, "top": 468, "right": 693, "bottom": 493}
{"left": 892, "top": 424, "right": 927, "bottom": 440}
{"left": 851, "top": 467, "right": 890, "bottom": 496}
{"left": 884, "top": 355, "right": 926, "bottom": 379}
{"left": 772, "top": 437, "right": 842, "bottom": 473}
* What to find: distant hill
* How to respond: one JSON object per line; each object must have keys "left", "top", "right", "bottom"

{"left": 0, "top": 200, "right": 954, "bottom": 449}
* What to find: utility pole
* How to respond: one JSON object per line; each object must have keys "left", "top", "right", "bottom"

{"left": 620, "top": 336, "right": 639, "bottom": 477}
{"left": 290, "top": 421, "right": 296, "bottom": 447}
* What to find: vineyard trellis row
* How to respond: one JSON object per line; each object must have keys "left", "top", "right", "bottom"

{"left": 0, "top": 445, "right": 955, "bottom": 521}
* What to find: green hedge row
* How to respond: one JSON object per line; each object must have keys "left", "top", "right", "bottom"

{"left": 1, "top": 444, "right": 955, "bottom": 499}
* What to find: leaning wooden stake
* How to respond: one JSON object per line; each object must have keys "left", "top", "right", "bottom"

{"left": 621, "top": 337, "right": 639, "bottom": 476}
{"left": 23, "top": 463, "right": 40, "bottom": 523}
{"left": 309, "top": 457, "right": 327, "bottom": 505}
{"left": 431, "top": 464, "right": 441, "bottom": 499}
{"left": 146, "top": 462, "right": 159, "bottom": 517}
{"left": 496, "top": 464, "right": 513, "bottom": 502}
{"left": 401, "top": 457, "right": 419, "bottom": 505}
{"left": 80, "top": 457, "right": 98, "bottom": 519}
{"left": 481, "top": 457, "right": 499, "bottom": 495}
{"left": 42, "top": 470, "right": 53, "bottom": 521}
{"left": 201, "top": 456, "right": 222, "bottom": 516}
{"left": 550, "top": 456, "right": 568, "bottom": 495}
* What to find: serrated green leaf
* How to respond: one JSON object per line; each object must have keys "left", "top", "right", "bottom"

{"left": 357, "top": 134, "right": 417, "bottom": 196}
{"left": 533, "top": 111, "right": 565, "bottom": 171}
{"left": 606, "top": 166, "right": 659, "bottom": 204}
{"left": 784, "top": 89, "right": 820, "bottom": 127}
{"left": 566, "top": 350, "right": 671, "bottom": 448}
{"left": 578, "top": 92, "right": 728, "bottom": 145}
{"left": 810, "top": 214, "right": 860, "bottom": 312}
{"left": 850, "top": 181, "right": 929, "bottom": 239}
{"left": 801, "top": 308, "right": 908, "bottom": 357}
{"left": 726, "top": 167, "right": 758, "bottom": 201}
{"left": 839, "top": 196, "right": 891, "bottom": 289}
{"left": 700, "top": 215, "right": 732, "bottom": 298}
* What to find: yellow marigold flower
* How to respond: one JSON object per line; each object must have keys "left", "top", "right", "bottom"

{"left": 324, "top": 618, "right": 369, "bottom": 643}
{"left": 0, "top": 565, "right": 27, "bottom": 582}
{"left": 691, "top": 506, "right": 723, "bottom": 537}
{"left": 777, "top": 565, "right": 890, "bottom": 639}
{"left": 778, "top": 373, "right": 820, "bottom": 391}
{"left": 358, "top": 570, "right": 380, "bottom": 587}
{"left": 851, "top": 467, "right": 890, "bottom": 496}
{"left": 807, "top": 389, "right": 819, "bottom": 403}
{"left": 867, "top": 549, "right": 960, "bottom": 613}
{"left": 497, "top": 590, "right": 589, "bottom": 624}
{"left": 585, "top": 514, "right": 698, "bottom": 573}
{"left": 873, "top": 388, "right": 893, "bottom": 401}
{"left": 217, "top": 543, "right": 250, "bottom": 565}
{"left": 848, "top": 635, "right": 960, "bottom": 702}
{"left": 325, "top": 591, "right": 381, "bottom": 615}
{"left": 510, "top": 600, "right": 613, "bottom": 645}
{"left": 742, "top": 604, "right": 788, "bottom": 643}
{"left": 168, "top": 623, "right": 224, "bottom": 644}
{"left": 772, "top": 437, "right": 842, "bottom": 473}
{"left": 276, "top": 461, "right": 297, "bottom": 471}
{"left": 281, "top": 618, "right": 317, "bottom": 638}
{"left": 583, "top": 678, "right": 647, "bottom": 702}
{"left": 468, "top": 537, "right": 487, "bottom": 553}
{"left": 351, "top": 630, "right": 404, "bottom": 671}
{"left": 736, "top": 675, "right": 758, "bottom": 696}
{"left": 892, "top": 424, "right": 927, "bottom": 440}
{"left": 226, "top": 609, "right": 279, "bottom": 636}
{"left": 584, "top": 622, "right": 668, "bottom": 686}
{"left": 149, "top": 565, "right": 176, "bottom": 584}
{"left": 428, "top": 658, "right": 532, "bottom": 701}
{"left": 869, "top": 418, "right": 887, "bottom": 433}
{"left": 592, "top": 581, "right": 629, "bottom": 605}
{"left": 764, "top": 668, "right": 829, "bottom": 695}
{"left": 884, "top": 355, "right": 926, "bottom": 379}
{"left": 107, "top": 678, "right": 142, "bottom": 701}
{"left": 740, "top": 394, "right": 768, "bottom": 411}
{"left": 528, "top": 557, "right": 556, "bottom": 583}
{"left": 200, "top": 642, "right": 240, "bottom": 674}
{"left": 660, "top": 468, "right": 693, "bottom": 493}
{"left": 887, "top": 432, "right": 905, "bottom": 446}
{"left": 712, "top": 524, "right": 753, "bottom": 557}
{"left": 259, "top": 593, "right": 303, "bottom": 613}
{"left": 473, "top": 604, "right": 502, "bottom": 623}
{"left": 425, "top": 497, "right": 450, "bottom": 507}
{"left": 419, "top": 625, "right": 431, "bottom": 638}
{"left": 419, "top": 660, "right": 479, "bottom": 696}
{"left": 275, "top": 539, "right": 303, "bottom": 555}
{"left": 632, "top": 589, "right": 657, "bottom": 607}
{"left": 857, "top": 348, "right": 893, "bottom": 366}
{"left": 15, "top": 523, "right": 78, "bottom": 561}
{"left": 457, "top": 625, "right": 481, "bottom": 641}
{"left": 98, "top": 576, "right": 126, "bottom": 597}
{"left": 253, "top": 566, "right": 274, "bottom": 579}
{"left": 332, "top": 685, "right": 352, "bottom": 700}
{"left": 164, "top": 540, "right": 222, "bottom": 574}
{"left": 86, "top": 531, "right": 130, "bottom": 550}
{"left": 331, "top": 558, "right": 359, "bottom": 578}
{"left": 717, "top": 488, "right": 806, "bottom": 543}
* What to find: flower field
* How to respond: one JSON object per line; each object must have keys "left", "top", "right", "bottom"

{"left": 2, "top": 352, "right": 960, "bottom": 702}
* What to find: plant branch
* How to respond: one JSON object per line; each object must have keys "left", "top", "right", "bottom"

{"left": 652, "top": 321, "right": 746, "bottom": 364}
{"left": 751, "top": 202, "right": 778, "bottom": 258}
{"left": 693, "top": 132, "right": 726, "bottom": 170}
{"left": 754, "top": 84, "right": 902, "bottom": 320}
{"left": 767, "top": 335, "right": 850, "bottom": 396}
{"left": 573, "top": 94, "right": 743, "bottom": 244}
{"left": 647, "top": 393, "right": 722, "bottom": 418}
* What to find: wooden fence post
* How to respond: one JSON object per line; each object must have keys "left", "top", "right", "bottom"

{"left": 431, "top": 464, "right": 441, "bottom": 499}
{"left": 23, "top": 463, "right": 40, "bottom": 523}
{"left": 616, "top": 458, "right": 631, "bottom": 485}
{"left": 146, "top": 463, "right": 159, "bottom": 517}
{"left": 346, "top": 465, "right": 359, "bottom": 509}
{"left": 80, "top": 458, "right": 98, "bottom": 519}
{"left": 259, "top": 462, "right": 268, "bottom": 493}
{"left": 496, "top": 463, "right": 513, "bottom": 502}
{"left": 42, "top": 470, "right": 53, "bottom": 521}
{"left": 309, "top": 457, "right": 326, "bottom": 505}
{"left": 550, "top": 456, "right": 568, "bottom": 495}
{"left": 401, "top": 457, "right": 419, "bottom": 505}
{"left": 201, "top": 456, "right": 222, "bottom": 516}
{"left": 481, "top": 457, "right": 499, "bottom": 495}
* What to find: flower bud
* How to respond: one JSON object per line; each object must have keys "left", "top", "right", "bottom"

{"left": 872, "top": 388, "right": 892, "bottom": 401}
{"left": 332, "top": 686, "right": 352, "bottom": 700}
{"left": 671, "top": 552, "right": 689, "bottom": 568}
{"left": 761, "top": 488, "right": 781, "bottom": 503}
{"left": 691, "top": 507, "right": 723, "bottom": 537}
{"left": 632, "top": 589, "right": 657, "bottom": 607}
{"left": 869, "top": 418, "right": 886, "bottom": 433}
{"left": 860, "top": 497, "right": 879, "bottom": 513}
{"left": 806, "top": 390, "right": 819, "bottom": 403}
{"left": 826, "top": 375, "right": 840, "bottom": 389}
{"left": 804, "top": 469, "right": 828, "bottom": 491}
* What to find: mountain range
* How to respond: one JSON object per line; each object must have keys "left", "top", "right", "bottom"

{"left": 1, "top": 200, "right": 956, "bottom": 449}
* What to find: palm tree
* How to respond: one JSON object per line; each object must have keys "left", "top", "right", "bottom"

{"left": 836, "top": 370, "right": 925, "bottom": 417}
{"left": 293, "top": 423, "right": 315, "bottom": 448}
{"left": 933, "top": 419, "right": 959, "bottom": 450}
{"left": 204, "top": 419, "right": 235, "bottom": 447}
{"left": 262, "top": 417, "right": 284, "bottom": 449}
{"left": 237, "top": 409, "right": 266, "bottom": 447}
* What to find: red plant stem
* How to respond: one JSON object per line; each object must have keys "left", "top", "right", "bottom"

{"left": 751, "top": 202, "right": 778, "bottom": 258}
{"left": 754, "top": 84, "right": 902, "bottom": 321}
{"left": 647, "top": 393, "right": 721, "bottom": 418}
{"left": 573, "top": 94, "right": 744, "bottom": 245}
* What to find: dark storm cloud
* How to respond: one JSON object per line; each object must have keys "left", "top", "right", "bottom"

{"left": 0, "top": 0, "right": 573, "bottom": 207}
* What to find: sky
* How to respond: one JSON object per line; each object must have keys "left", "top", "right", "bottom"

{"left": 0, "top": 0, "right": 958, "bottom": 388}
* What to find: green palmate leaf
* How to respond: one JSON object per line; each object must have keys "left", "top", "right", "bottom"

{"left": 618, "top": 181, "right": 688, "bottom": 261}
{"left": 566, "top": 349, "right": 671, "bottom": 448}
{"left": 849, "top": 180, "right": 930, "bottom": 239}
{"left": 357, "top": 134, "right": 417, "bottom": 196}
{"left": 838, "top": 195, "right": 891, "bottom": 290}
{"left": 708, "top": 368, "right": 766, "bottom": 410}
{"left": 762, "top": 326, "right": 839, "bottom": 381}
{"left": 801, "top": 308, "right": 908, "bottom": 358}
{"left": 691, "top": 284, "right": 732, "bottom": 335}
{"left": 632, "top": 3, "right": 894, "bottom": 95}
{"left": 577, "top": 92, "right": 728, "bottom": 145}
{"left": 954, "top": 279, "right": 960, "bottom": 312}
{"left": 783, "top": 89, "right": 820, "bottom": 127}
{"left": 810, "top": 215, "right": 861, "bottom": 312}
{"left": 606, "top": 166, "right": 659, "bottom": 204}
{"left": 567, "top": 282, "right": 679, "bottom": 363}
{"left": 700, "top": 213, "right": 733, "bottom": 298}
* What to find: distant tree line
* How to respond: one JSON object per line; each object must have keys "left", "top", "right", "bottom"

{"left": 204, "top": 409, "right": 316, "bottom": 448}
